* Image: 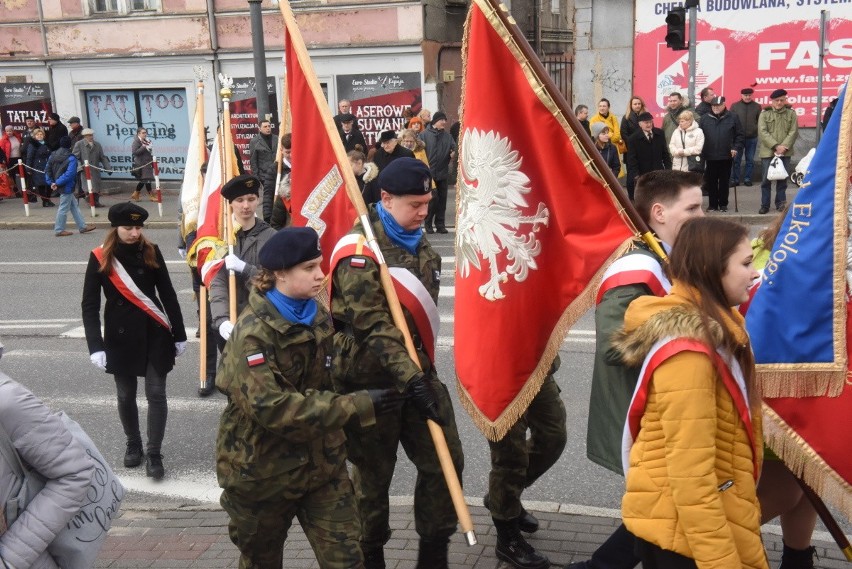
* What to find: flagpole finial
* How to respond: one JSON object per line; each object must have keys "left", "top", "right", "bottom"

{"left": 218, "top": 73, "right": 234, "bottom": 100}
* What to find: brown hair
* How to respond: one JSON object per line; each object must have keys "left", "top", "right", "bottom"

{"left": 252, "top": 267, "right": 276, "bottom": 293}
{"left": 634, "top": 170, "right": 703, "bottom": 225}
{"left": 668, "top": 217, "right": 758, "bottom": 404}
{"left": 98, "top": 228, "right": 159, "bottom": 275}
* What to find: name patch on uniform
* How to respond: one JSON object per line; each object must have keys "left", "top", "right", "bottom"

{"left": 246, "top": 352, "right": 266, "bottom": 367}
{"left": 350, "top": 257, "right": 367, "bottom": 269}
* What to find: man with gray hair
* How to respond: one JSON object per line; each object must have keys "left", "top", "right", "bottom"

{"left": 73, "top": 128, "right": 111, "bottom": 208}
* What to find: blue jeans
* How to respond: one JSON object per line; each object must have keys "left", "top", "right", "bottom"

{"left": 761, "top": 156, "right": 790, "bottom": 209}
{"left": 54, "top": 192, "right": 87, "bottom": 233}
{"left": 731, "top": 137, "right": 757, "bottom": 183}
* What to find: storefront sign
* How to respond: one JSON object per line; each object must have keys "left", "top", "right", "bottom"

{"left": 230, "top": 77, "right": 278, "bottom": 175}
{"left": 0, "top": 83, "right": 53, "bottom": 134}
{"left": 336, "top": 73, "right": 423, "bottom": 146}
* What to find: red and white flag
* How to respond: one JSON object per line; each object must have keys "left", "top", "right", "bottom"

{"left": 188, "top": 128, "right": 229, "bottom": 287}
{"left": 455, "top": 0, "right": 637, "bottom": 440}
{"left": 180, "top": 85, "right": 207, "bottom": 240}
{"left": 284, "top": 18, "right": 357, "bottom": 272}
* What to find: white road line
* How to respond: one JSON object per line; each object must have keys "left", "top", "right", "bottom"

{"left": 0, "top": 324, "right": 67, "bottom": 329}
{"left": 0, "top": 319, "right": 80, "bottom": 324}
{"left": 41, "top": 395, "right": 224, "bottom": 412}
{"left": 117, "top": 471, "right": 222, "bottom": 504}
{"left": 59, "top": 326, "right": 199, "bottom": 341}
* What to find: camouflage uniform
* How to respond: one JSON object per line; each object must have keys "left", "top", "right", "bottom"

{"left": 331, "top": 207, "right": 464, "bottom": 553}
{"left": 216, "top": 289, "right": 376, "bottom": 569}
{"left": 487, "top": 360, "right": 567, "bottom": 521}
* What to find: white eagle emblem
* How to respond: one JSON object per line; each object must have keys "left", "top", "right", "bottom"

{"left": 457, "top": 129, "right": 549, "bottom": 301}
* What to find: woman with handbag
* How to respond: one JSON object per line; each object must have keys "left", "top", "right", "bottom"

{"left": 81, "top": 203, "right": 187, "bottom": 480}
{"left": 669, "top": 110, "right": 705, "bottom": 173}
{"left": 130, "top": 128, "right": 155, "bottom": 202}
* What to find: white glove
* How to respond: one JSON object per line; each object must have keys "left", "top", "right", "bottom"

{"left": 225, "top": 254, "right": 246, "bottom": 273}
{"left": 175, "top": 341, "right": 187, "bottom": 357}
{"left": 219, "top": 321, "right": 234, "bottom": 341}
{"left": 178, "top": 248, "right": 187, "bottom": 260}
{"left": 90, "top": 351, "right": 107, "bottom": 370}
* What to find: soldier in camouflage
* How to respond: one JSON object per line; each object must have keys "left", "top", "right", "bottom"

{"left": 329, "top": 158, "right": 465, "bottom": 569}
{"left": 216, "top": 227, "right": 403, "bottom": 569}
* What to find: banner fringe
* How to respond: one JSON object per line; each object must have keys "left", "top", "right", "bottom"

{"left": 756, "top": 369, "right": 845, "bottom": 398}
{"left": 762, "top": 404, "right": 852, "bottom": 522}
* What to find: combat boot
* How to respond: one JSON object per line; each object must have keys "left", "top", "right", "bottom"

{"left": 484, "top": 493, "right": 540, "bottom": 533}
{"left": 146, "top": 453, "right": 165, "bottom": 480}
{"left": 779, "top": 543, "right": 816, "bottom": 569}
{"left": 362, "top": 546, "right": 385, "bottom": 569}
{"left": 124, "top": 440, "right": 143, "bottom": 468}
{"left": 494, "top": 518, "right": 550, "bottom": 569}
{"left": 416, "top": 536, "right": 449, "bottom": 569}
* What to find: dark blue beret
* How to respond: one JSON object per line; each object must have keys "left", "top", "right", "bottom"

{"left": 259, "top": 227, "right": 322, "bottom": 270}
{"left": 378, "top": 157, "right": 432, "bottom": 196}
{"left": 109, "top": 202, "right": 148, "bottom": 227}
{"left": 221, "top": 174, "right": 261, "bottom": 202}
{"left": 770, "top": 89, "right": 788, "bottom": 100}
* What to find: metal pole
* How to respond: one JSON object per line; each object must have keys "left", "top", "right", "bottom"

{"left": 816, "top": 10, "right": 829, "bottom": 144}
{"left": 248, "top": 0, "right": 270, "bottom": 123}
{"left": 687, "top": 1, "right": 698, "bottom": 105}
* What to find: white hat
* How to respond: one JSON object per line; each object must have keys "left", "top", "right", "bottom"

{"left": 81, "top": 128, "right": 95, "bottom": 136}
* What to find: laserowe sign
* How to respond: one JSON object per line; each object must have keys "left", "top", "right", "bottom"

{"left": 634, "top": 1, "right": 852, "bottom": 127}
{"left": 336, "top": 72, "right": 422, "bottom": 146}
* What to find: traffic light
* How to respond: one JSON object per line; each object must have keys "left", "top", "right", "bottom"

{"left": 665, "top": 8, "right": 687, "bottom": 51}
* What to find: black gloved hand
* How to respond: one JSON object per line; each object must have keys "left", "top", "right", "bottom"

{"left": 404, "top": 374, "right": 445, "bottom": 426}
{"left": 366, "top": 388, "right": 405, "bottom": 416}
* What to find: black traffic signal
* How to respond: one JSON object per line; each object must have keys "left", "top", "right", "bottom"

{"left": 665, "top": 8, "right": 687, "bottom": 51}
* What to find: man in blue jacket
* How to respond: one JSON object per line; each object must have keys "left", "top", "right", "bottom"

{"left": 47, "top": 136, "right": 95, "bottom": 237}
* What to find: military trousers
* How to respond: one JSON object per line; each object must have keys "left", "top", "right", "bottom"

{"left": 487, "top": 374, "right": 567, "bottom": 521}
{"left": 345, "top": 380, "right": 464, "bottom": 550}
{"left": 220, "top": 463, "right": 363, "bottom": 569}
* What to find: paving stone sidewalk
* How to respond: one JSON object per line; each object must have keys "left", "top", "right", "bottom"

{"left": 96, "top": 501, "right": 849, "bottom": 569}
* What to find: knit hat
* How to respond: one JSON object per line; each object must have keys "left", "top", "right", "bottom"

{"left": 432, "top": 111, "right": 448, "bottom": 123}
{"left": 378, "top": 157, "right": 432, "bottom": 196}
{"left": 590, "top": 122, "right": 609, "bottom": 139}
{"left": 109, "top": 202, "right": 148, "bottom": 227}
{"left": 221, "top": 175, "right": 261, "bottom": 202}
{"left": 258, "top": 227, "right": 322, "bottom": 270}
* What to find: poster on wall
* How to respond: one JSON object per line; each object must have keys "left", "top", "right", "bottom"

{"left": 85, "top": 89, "right": 189, "bottom": 180}
{"left": 336, "top": 72, "right": 422, "bottom": 146}
{"left": 634, "top": 2, "right": 852, "bottom": 128}
{"left": 230, "top": 77, "right": 278, "bottom": 175}
{"left": 0, "top": 83, "right": 53, "bottom": 134}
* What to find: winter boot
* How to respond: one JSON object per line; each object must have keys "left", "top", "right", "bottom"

{"left": 124, "top": 440, "right": 144, "bottom": 467}
{"left": 146, "top": 453, "right": 165, "bottom": 480}
{"left": 494, "top": 518, "right": 550, "bottom": 569}
{"left": 130, "top": 190, "right": 140, "bottom": 201}
{"left": 484, "top": 493, "right": 540, "bottom": 533}
{"left": 416, "top": 536, "right": 449, "bottom": 569}
{"left": 198, "top": 374, "right": 216, "bottom": 397}
{"left": 779, "top": 543, "right": 816, "bottom": 569}
{"left": 362, "top": 546, "right": 385, "bottom": 569}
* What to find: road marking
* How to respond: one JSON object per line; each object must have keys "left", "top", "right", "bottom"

{"left": 40, "top": 394, "right": 225, "bottom": 412}
{"left": 0, "top": 324, "right": 67, "bottom": 329}
{"left": 0, "top": 318, "right": 80, "bottom": 324}
{"left": 59, "top": 326, "right": 199, "bottom": 340}
{"left": 117, "top": 471, "right": 222, "bottom": 504}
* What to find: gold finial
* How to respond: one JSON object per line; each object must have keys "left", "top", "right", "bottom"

{"left": 218, "top": 73, "right": 233, "bottom": 99}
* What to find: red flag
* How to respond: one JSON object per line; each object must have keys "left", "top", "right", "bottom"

{"left": 455, "top": 0, "right": 637, "bottom": 440}
{"left": 285, "top": 25, "right": 357, "bottom": 272}
{"left": 188, "top": 129, "right": 229, "bottom": 287}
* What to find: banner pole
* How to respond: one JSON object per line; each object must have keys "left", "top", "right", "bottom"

{"left": 219, "top": 75, "right": 239, "bottom": 323}
{"left": 19, "top": 159, "right": 31, "bottom": 217}
{"left": 279, "top": 0, "right": 476, "bottom": 546}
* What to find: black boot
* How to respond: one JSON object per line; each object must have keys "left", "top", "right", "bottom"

{"left": 416, "top": 537, "right": 449, "bottom": 569}
{"left": 494, "top": 518, "right": 550, "bottom": 569}
{"left": 146, "top": 453, "right": 164, "bottom": 480}
{"left": 198, "top": 375, "right": 215, "bottom": 397}
{"left": 779, "top": 543, "right": 815, "bottom": 569}
{"left": 362, "top": 546, "right": 385, "bottom": 569}
{"left": 484, "top": 493, "right": 540, "bottom": 533}
{"left": 124, "top": 440, "right": 144, "bottom": 467}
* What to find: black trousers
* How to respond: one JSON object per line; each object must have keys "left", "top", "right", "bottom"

{"left": 425, "top": 178, "right": 449, "bottom": 230}
{"left": 703, "top": 159, "right": 732, "bottom": 209}
{"left": 635, "top": 538, "right": 697, "bottom": 569}
{"left": 114, "top": 362, "right": 168, "bottom": 455}
{"left": 588, "top": 523, "right": 640, "bottom": 569}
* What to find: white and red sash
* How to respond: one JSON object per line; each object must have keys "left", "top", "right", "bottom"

{"left": 596, "top": 252, "right": 670, "bottom": 304}
{"left": 92, "top": 246, "right": 171, "bottom": 331}
{"left": 330, "top": 233, "right": 440, "bottom": 362}
{"left": 621, "top": 337, "right": 758, "bottom": 480}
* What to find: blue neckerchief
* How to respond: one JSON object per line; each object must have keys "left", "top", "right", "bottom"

{"left": 376, "top": 201, "right": 422, "bottom": 255}
{"left": 265, "top": 288, "right": 317, "bottom": 326}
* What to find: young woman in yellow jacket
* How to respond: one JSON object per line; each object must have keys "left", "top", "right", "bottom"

{"left": 615, "top": 217, "right": 767, "bottom": 569}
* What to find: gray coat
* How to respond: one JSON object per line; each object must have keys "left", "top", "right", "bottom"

{"left": 72, "top": 139, "right": 111, "bottom": 192}
{"left": 131, "top": 137, "right": 154, "bottom": 180}
{"left": 419, "top": 126, "right": 456, "bottom": 182}
{"left": 0, "top": 374, "right": 95, "bottom": 569}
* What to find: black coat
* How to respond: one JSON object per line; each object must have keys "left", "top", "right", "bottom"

{"left": 620, "top": 112, "right": 641, "bottom": 148}
{"left": 25, "top": 141, "right": 51, "bottom": 187}
{"left": 46, "top": 122, "right": 68, "bottom": 151}
{"left": 340, "top": 128, "right": 367, "bottom": 153}
{"left": 699, "top": 110, "right": 744, "bottom": 161}
{"left": 625, "top": 128, "right": 672, "bottom": 175}
{"left": 82, "top": 242, "right": 186, "bottom": 377}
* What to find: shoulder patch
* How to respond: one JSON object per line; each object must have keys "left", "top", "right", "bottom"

{"left": 246, "top": 352, "right": 266, "bottom": 367}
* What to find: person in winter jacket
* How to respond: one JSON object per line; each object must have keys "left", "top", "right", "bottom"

{"left": 591, "top": 122, "right": 621, "bottom": 176}
{"left": 248, "top": 120, "right": 278, "bottom": 223}
{"left": 0, "top": 372, "right": 96, "bottom": 569}
{"left": 81, "top": 202, "right": 187, "bottom": 480}
{"left": 618, "top": 216, "right": 766, "bottom": 569}
{"left": 46, "top": 136, "right": 96, "bottom": 237}
{"left": 44, "top": 113, "right": 68, "bottom": 152}
{"left": 699, "top": 97, "right": 744, "bottom": 212}
{"left": 757, "top": 89, "right": 798, "bottom": 214}
{"left": 729, "top": 88, "right": 761, "bottom": 186}
{"left": 130, "top": 128, "right": 155, "bottom": 201}
{"left": 668, "top": 110, "right": 705, "bottom": 173}
{"left": 661, "top": 92, "right": 690, "bottom": 145}
{"left": 589, "top": 98, "right": 625, "bottom": 155}
{"left": 25, "top": 128, "right": 53, "bottom": 207}
{"left": 625, "top": 113, "right": 672, "bottom": 199}
{"left": 72, "top": 128, "right": 111, "bottom": 207}
{"left": 418, "top": 111, "right": 456, "bottom": 234}
{"left": 620, "top": 96, "right": 647, "bottom": 151}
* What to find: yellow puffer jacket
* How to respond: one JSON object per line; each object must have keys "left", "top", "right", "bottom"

{"left": 589, "top": 111, "right": 625, "bottom": 153}
{"left": 614, "top": 283, "right": 767, "bottom": 569}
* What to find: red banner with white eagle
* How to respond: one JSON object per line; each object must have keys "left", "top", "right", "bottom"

{"left": 455, "top": 0, "right": 638, "bottom": 440}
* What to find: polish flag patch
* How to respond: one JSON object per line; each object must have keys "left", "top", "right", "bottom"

{"left": 246, "top": 353, "right": 266, "bottom": 367}
{"left": 350, "top": 257, "right": 367, "bottom": 269}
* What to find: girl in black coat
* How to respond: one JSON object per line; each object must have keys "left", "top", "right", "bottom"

{"left": 81, "top": 203, "right": 186, "bottom": 479}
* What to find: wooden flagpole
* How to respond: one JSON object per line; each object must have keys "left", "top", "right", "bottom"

{"left": 278, "top": 0, "right": 476, "bottom": 546}
{"left": 219, "top": 74, "right": 238, "bottom": 322}
{"left": 194, "top": 77, "right": 209, "bottom": 390}
{"left": 274, "top": 72, "right": 290, "bottom": 213}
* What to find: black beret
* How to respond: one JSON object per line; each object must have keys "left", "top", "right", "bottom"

{"left": 378, "top": 157, "right": 432, "bottom": 196}
{"left": 378, "top": 130, "right": 397, "bottom": 143}
{"left": 59, "top": 136, "right": 73, "bottom": 149}
{"left": 221, "top": 174, "right": 261, "bottom": 202}
{"left": 109, "top": 202, "right": 148, "bottom": 227}
{"left": 338, "top": 113, "right": 356, "bottom": 123}
{"left": 68, "top": 116, "right": 81, "bottom": 124}
{"left": 770, "top": 88, "right": 788, "bottom": 99}
{"left": 432, "top": 111, "right": 447, "bottom": 123}
{"left": 710, "top": 96, "right": 726, "bottom": 105}
{"left": 258, "top": 227, "right": 322, "bottom": 271}
{"left": 637, "top": 112, "right": 654, "bottom": 122}
{"left": 741, "top": 88, "right": 754, "bottom": 95}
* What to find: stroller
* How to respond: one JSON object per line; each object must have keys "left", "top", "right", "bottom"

{"left": 791, "top": 148, "right": 815, "bottom": 187}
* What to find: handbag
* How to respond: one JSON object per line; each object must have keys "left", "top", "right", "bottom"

{"left": 767, "top": 155, "right": 788, "bottom": 181}
{"left": 0, "top": 400, "right": 124, "bottom": 568}
{"left": 681, "top": 131, "right": 704, "bottom": 173}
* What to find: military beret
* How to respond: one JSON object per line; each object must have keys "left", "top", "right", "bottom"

{"left": 258, "top": 227, "right": 321, "bottom": 271}
{"left": 68, "top": 116, "right": 81, "bottom": 124}
{"left": 710, "top": 96, "right": 726, "bottom": 105}
{"left": 338, "top": 113, "right": 356, "bottom": 123}
{"left": 378, "top": 130, "right": 398, "bottom": 143}
{"left": 770, "top": 88, "right": 788, "bottom": 99}
{"left": 637, "top": 112, "right": 654, "bottom": 122}
{"left": 221, "top": 174, "right": 261, "bottom": 202}
{"left": 378, "top": 157, "right": 432, "bottom": 196}
{"left": 109, "top": 202, "right": 148, "bottom": 227}
{"left": 741, "top": 88, "right": 754, "bottom": 95}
